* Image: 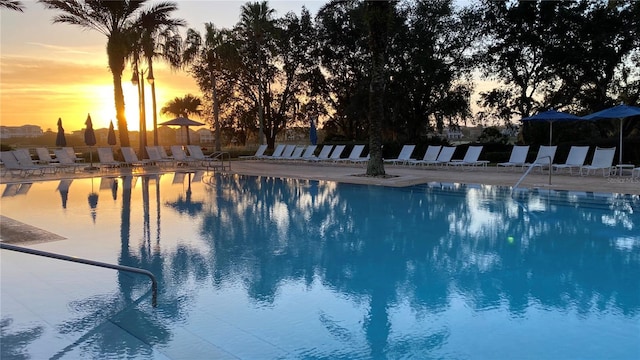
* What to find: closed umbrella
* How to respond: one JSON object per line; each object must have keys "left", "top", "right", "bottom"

{"left": 56, "top": 117, "right": 67, "bottom": 147}
{"left": 309, "top": 116, "right": 318, "bottom": 145}
{"left": 107, "top": 120, "right": 117, "bottom": 146}
{"left": 521, "top": 109, "right": 582, "bottom": 145}
{"left": 582, "top": 104, "right": 640, "bottom": 165}
{"left": 84, "top": 113, "right": 97, "bottom": 170}
{"left": 159, "top": 117, "right": 204, "bottom": 145}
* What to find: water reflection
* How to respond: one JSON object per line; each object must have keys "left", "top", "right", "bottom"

{"left": 2, "top": 176, "right": 638, "bottom": 358}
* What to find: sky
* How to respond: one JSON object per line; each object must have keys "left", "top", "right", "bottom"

{"left": 0, "top": 0, "right": 326, "bottom": 132}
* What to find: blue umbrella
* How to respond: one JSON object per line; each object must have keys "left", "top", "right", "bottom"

{"left": 55, "top": 117, "right": 67, "bottom": 147}
{"left": 309, "top": 116, "right": 318, "bottom": 145}
{"left": 521, "top": 109, "right": 582, "bottom": 145}
{"left": 582, "top": 104, "right": 640, "bottom": 165}
{"left": 84, "top": 113, "right": 97, "bottom": 170}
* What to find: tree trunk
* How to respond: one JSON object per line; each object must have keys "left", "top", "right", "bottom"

{"left": 366, "top": 1, "right": 390, "bottom": 176}
{"left": 211, "top": 67, "right": 221, "bottom": 151}
{"left": 113, "top": 72, "right": 130, "bottom": 147}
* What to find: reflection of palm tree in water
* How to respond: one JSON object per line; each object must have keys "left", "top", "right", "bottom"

{"left": 1, "top": 317, "right": 44, "bottom": 360}
{"left": 166, "top": 172, "right": 203, "bottom": 216}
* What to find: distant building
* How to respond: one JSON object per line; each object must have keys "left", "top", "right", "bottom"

{"left": 0, "top": 125, "right": 44, "bottom": 139}
{"left": 197, "top": 128, "right": 214, "bottom": 144}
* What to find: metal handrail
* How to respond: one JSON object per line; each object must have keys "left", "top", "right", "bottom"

{"left": 512, "top": 156, "right": 552, "bottom": 194}
{"left": 0, "top": 242, "right": 157, "bottom": 307}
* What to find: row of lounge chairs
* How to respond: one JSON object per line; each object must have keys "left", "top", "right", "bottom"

{"left": 0, "top": 145, "right": 230, "bottom": 177}
{"left": 243, "top": 144, "right": 370, "bottom": 164}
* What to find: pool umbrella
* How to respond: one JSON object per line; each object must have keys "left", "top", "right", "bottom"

{"left": 88, "top": 177, "right": 98, "bottom": 223}
{"left": 521, "top": 109, "right": 582, "bottom": 145}
{"left": 582, "top": 104, "right": 640, "bottom": 165}
{"left": 107, "top": 120, "right": 117, "bottom": 146}
{"left": 84, "top": 113, "right": 97, "bottom": 170}
{"left": 309, "top": 116, "right": 318, "bottom": 145}
{"left": 158, "top": 117, "right": 204, "bottom": 145}
{"left": 56, "top": 117, "right": 67, "bottom": 147}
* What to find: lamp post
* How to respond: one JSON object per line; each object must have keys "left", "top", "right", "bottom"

{"left": 147, "top": 66, "right": 158, "bottom": 146}
{"left": 132, "top": 64, "right": 148, "bottom": 158}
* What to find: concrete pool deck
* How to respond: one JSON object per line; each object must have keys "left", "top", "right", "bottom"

{"left": 1, "top": 159, "right": 639, "bottom": 195}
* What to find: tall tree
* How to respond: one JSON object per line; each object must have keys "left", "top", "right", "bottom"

{"left": 365, "top": 1, "right": 393, "bottom": 177}
{"left": 38, "top": 0, "right": 178, "bottom": 147}
{"left": 237, "top": 1, "right": 276, "bottom": 146}
{"left": 183, "top": 23, "right": 239, "bottom": 151}
{"left": 135, "top": 3, "right": 185, "bottom": 146}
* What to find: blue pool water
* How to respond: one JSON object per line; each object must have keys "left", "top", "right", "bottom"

{"left": 1, "top": 172, "right": 639, "bottom": 359}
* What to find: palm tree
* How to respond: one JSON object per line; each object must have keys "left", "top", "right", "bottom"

{"left": 38, "top": 0, "right": 178, "bottom": 147}
{"left": 365, "top": 1, "right": 392, "bottom": 176}
{"left": 135, "top": 3, "right": 185, "bottom": 146}
{"left": 161, "top": 94, "right": 202, "bottom": 118}
{"left": 183, "top": 23, "right": 239, "bottom": 151}
{"left": 0, "top": 0, "right": 24, "bottom": 11}
{"left": 238, "top": 1, "right": 276, "bottom": 146}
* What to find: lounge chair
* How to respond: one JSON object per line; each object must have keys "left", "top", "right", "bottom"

{"left": 447, "top": 146, "right": 488, "bottom": 167}
{"left": 334, "top": 145, "right": 366, "bottom": 164}
{"left": 384, "top": 145, "right": 416, "bottom": 165}
{"left": 284, "top": 146, "right": 306, "bottom": 160}
{"left": 307, "top": 145, "right": 333, "bottom": 161}
{"left": 632, "top": 167, "right": 640, "bottom": 179}
{"left": 36, "top": 147, "right": 69, "bottom": 173}
{"left": 407, "top": 145, "right": 441, "bottom": 166}
{"left": 97, "top": 147, "right": 123, "bottom": 170}
{"left": 53, "top": 149, "right": 84, "bottom": 172}
{"left": 422, "top": 146, "right": 456, "bottom": 166}
{"left": 186, "top": 145, "right": 230, "bottom": 170}
{"left": 526, "top": 145, "right": 557, "bottom": 172}
{"left": 497, "top": 145, "right": 530, "bottom": 170}
{"left": 261, "top": 144, "right": 286, "bottom": 160}
{"left": 13, "top": 148, "right": 57, "bottom": 174}
{"left": 121, "top": 147, "right": 150, "bottom": 167}
{"left": 552, "top": 146, "right": 589, "bottom": 175}
{"left": 580, "top": 147, "right": 615, "bottom": 176}
{"left": 239, "top": 144, "right": 268, "bottom": 160}
{"left": 63, "top": 147, "right": 83, "bottom": 163}
{"left": 146, "top": 146, "right": 175, "bottom": 167}
{"left": 170, "top": 145, "right": 198, "bottom": 166}
{"left": 326, "top": 145, "right": 346, "bottom": 162}
{"left": 300, "top": 145, "right": 318, "bottom": 160}
{"left": 0, "top": 151, "right": 45, "bottom": 177}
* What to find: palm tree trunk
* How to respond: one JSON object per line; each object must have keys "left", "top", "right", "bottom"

{"left": 113, "top": 73, "right": 130, "bottom": 147}
{"left": 366, "top": 1, "right": 390, "bottom": 176}
{"left": 211, "top": 68, "right": 222, "bottom": 151}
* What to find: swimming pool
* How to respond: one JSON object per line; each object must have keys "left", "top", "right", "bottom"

{"left": 1, "top": 172, "right": 639, "bottom": 359}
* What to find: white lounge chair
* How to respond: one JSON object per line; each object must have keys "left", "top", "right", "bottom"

{"left": 300, "top": 145, "right": 318, "bottom": 160}
{"left": 36, "top": 147, "right": 68, "bottom": 172}
{"left": 307, "top": 145, "right": 333, "bottom": 161}
{"left": 186, "top": 145, "right": 230, "bottom": 170}
{"left": 146, "top": 146, "right": 175, "bottom": 167}
{"left": 239, "top": 144, "right": 268, "bottom": 160}
{"left": 407, "top": 145, "right": 441, "bottom": 166}
{"left": 526, "top": 145, "right": 557, "bottom": 172}
{"left": 275, "top": 145, "right": 305, "bottom": 160}
{"left": 13, "top": 148, "right": 57, "bottom": 174}
{"left": 384, "top": 145, "right": 416, "bottom": 165}
{"left": 261, "top": 144, "right": 286, "bottom": 160}
{"left": 422, "top": 146, "right": 456, "bottom": 166}
{"left": 63, "top": 147, "right": 83, "bottom": 163}
{"left": 121, "top": 147, "right": 150, "bottom": 167}
{"left": 0, "top": 151, "right": 45, "bottom": 177}
{"left": 497, "top": 145, "right": 530, "bottom": 170}
{"left": 170, "top": 145, "right": 198, "bottom": 166}
{"left": 53, "top": 149, "right": 84, "bottom": 172}
{"left": 580, "top": 147, "right": 616, "bottom": 176}
{"left": 552, "top": 146, "right": 589, "bottom": 175}
{"left": 334, "top": 145, "right": 366, "bottom": 164}
{"left": 632, "top": 167, "right": 640, "bottom": 179}
{"left": 326, "top": 145, "right": 346, "bottom": 162}
{"left": 447, "top": 146, "right": 488, "bottom": 167}
{"left": 97, "top": 147, "right": 123, "bottom": 170}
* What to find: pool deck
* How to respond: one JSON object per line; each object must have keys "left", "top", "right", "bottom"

{"left": 1, "top": 160, "right": 639, "bottom": 195}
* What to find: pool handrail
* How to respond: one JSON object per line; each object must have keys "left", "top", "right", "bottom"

{"left": 0, "top": 242, "right": 158, "bottom": 307}
{"left": 512, "top": 155, "right": 552, "bottom": 195}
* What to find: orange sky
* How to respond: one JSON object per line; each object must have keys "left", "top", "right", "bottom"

{"left": 0, "top": 1, "right": 324, "bottom": 133}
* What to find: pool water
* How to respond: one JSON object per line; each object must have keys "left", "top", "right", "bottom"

{"left": 1, "top": 172, "right": 639, "bottom": 359}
